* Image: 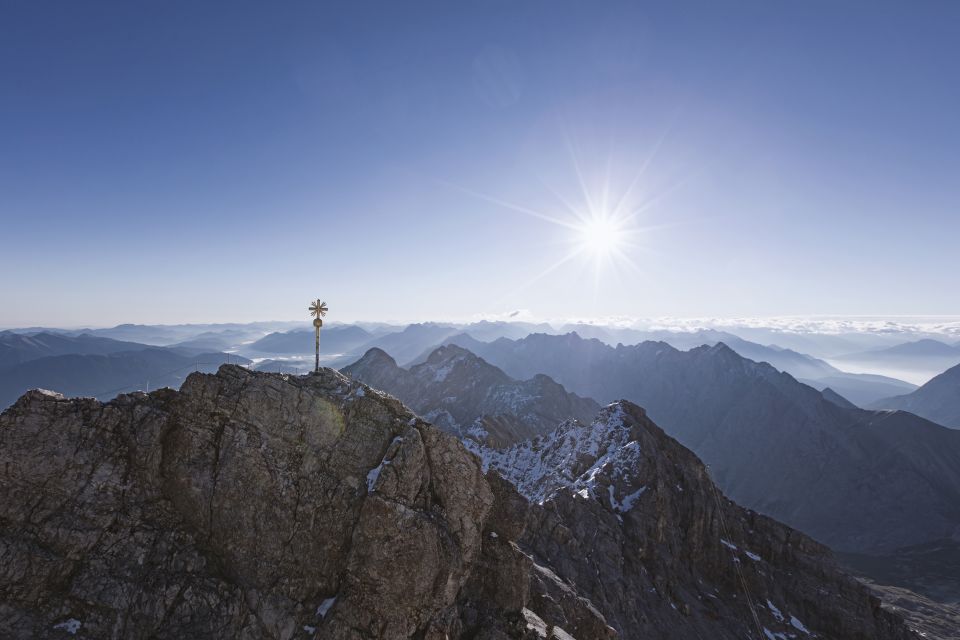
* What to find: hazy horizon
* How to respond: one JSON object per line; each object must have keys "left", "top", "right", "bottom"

{"left": 6, "top": 313, "right": 960, "bottom": 336}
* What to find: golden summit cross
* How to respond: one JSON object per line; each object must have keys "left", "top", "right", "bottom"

{"left": 309, "top": 299, "right": 328, "bottom": 373}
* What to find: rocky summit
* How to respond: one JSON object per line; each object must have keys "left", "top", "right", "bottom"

{"left": 0, "top": 366, "right": 916, "bottom": 639}
{"left": 342, "top": 344, "right": 600, "bottom": 449}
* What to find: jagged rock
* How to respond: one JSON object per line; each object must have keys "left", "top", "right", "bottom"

{"left": 449, "top": 333, "right": 960, "bottom": 554}
{"left": 0, "top": 367, "right": 602, "bottom": 640}
{"left": 474, "top": 402, "right": 918, "bottom": 640}
{"left": 342, "top": 345, "right": 599, "bottom": 449}
{"left": 0, "top": 367, "right": 920, "bottom": 639}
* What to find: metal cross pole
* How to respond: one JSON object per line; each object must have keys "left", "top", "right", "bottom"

{"left": 308, "top": 299, "right": 328, "bottom": 373}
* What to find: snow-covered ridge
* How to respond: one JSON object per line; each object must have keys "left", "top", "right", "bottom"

{"left": 468, "top": 402, "right": 649, "bottom": 509}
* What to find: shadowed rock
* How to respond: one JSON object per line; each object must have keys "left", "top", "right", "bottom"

{"left": 0, "top": 366, "right": 919, "bottom": 639}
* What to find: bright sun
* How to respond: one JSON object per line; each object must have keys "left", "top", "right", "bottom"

{"left": 578, "top": 216, "right": 623, "bottom": 256}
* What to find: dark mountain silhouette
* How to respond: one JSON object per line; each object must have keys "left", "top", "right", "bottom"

{"left": 821, "top": 387, "right": 858, "bottom": 409}
{"left": 834, "top": 339, "right": 960, "bottom": 384}
{"left": 873, "top": 363, "right": 960, "bottom": 429}
{"left": 438, "top": 332, "right": 960, "bottom": 554}
{"left": 246, "top": 325, "right": 373, "bottom": 355}
{"left": 354, "top": 323, "right": 464, "bottom": 365}
{"left": 854, "top": 339, "right": 960, "bottom": 358}
{"left": 0, "top": 331, "right": 150, "bottom": 369}
{"left": 79, "top": 322, "right": 301, "bottom": 347}
{"left": 643, "top": 330, "right": 915, "bottom": 406}
{"left": 0, "top": 348, "right": 249, "bottom": 408}
{"left": 426, "top": 329, "right": 914, "bottom": 406}
{"left": 459, "top": 319, "right": 554, "bottom": 342}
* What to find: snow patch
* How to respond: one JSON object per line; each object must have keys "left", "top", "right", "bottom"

{"left": 316, "top": 597, "right": 336, "bottom": 618}
{"left": 366, "top": 463, "right": 386, "bottom": 492}
{"left": 766, "top": 600, "right": 784, "bottom": 622}
{"left": 427, "top": 354, "right": 467, "bottom": 383}
{"left": 745, "top": 550, "right": 762, "bottom": 561}
{"left": 619, "top": 487, "right": 647, "bottom": 511}
{"left": 474, "top": 404, "right": 644, "bottom": 504}
{"left": 609, "top": 484, "right": 647, "bottom": 512}
{"left": 366, "top": 437, "right": 404, "bottom": 493}
{"left": 790, "top": 615, "right": 810, "bottom": 635}
{"left": 53, "top": 619, "right": 81, "bottom": 635}
{"left": 465, "top": 420, "right": 489, "bottom": 441}
{"left": 720, "top": 539, "right": 738, "bottom": 551}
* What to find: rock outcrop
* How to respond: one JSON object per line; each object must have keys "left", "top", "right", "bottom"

{"left": 342, "top": 345, "right": 599, "bottom": 448}
{"left": 0, "top": 366, "right": 918, "bottom": 639}
{"left": 0, "top": 366, "right": 605, "bottom": 639}
{"left": 476, "top": 403, "right": 916, "bottom": 639}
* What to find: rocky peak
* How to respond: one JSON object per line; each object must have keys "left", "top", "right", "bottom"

{"left": 343, "top": 347, "right": 599, "bottom": 449}
{"left": 412, "top": 344, "right": 510, "bottom": 387}
{"left": 352, "top": 345, "right": 397, "bottom": 366}
{"left": 424, "top": 342, "right": 474, "bottom": 365}
{"left": 475, "top": 400, "right": 917, "bottom": 639}
{"left": 0, "top": 366, "right": 920, "bottom": 640}
{"left": 2, "top": 365, "right": 596, "bottom": 639}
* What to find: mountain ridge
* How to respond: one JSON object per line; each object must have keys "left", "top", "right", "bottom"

{"left": 872, "top": 363, "right": 960, "bottom": 429}
{"left": 431, "top": 332, "right": 960, "bottom": 553}
{"left": 342, "top": 344, "right": 600, "bottom": 448}
{"left": 0, "top": 366, "right": 916, "bottom": 639}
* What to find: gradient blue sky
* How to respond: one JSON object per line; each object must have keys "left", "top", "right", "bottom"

{"left": 2, "top": 1, "right": 958, "bottom": 326}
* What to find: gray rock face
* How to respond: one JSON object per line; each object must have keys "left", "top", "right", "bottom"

{"left": 0, "top": 366, "right": 918, "bottom": 639}
{"left": 0, "top": 366, "right": 504, "bottom": 639}
{"left": 342, "top": 345, "right": 600, "bottom": 448}
{"left": 472, "top": 403, "right": 917, "bottom": 639}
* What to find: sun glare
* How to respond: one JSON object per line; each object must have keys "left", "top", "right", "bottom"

{"left": 446, "top": 139, "right": 678, "bottom": 296}
{"left": 578, "top": 216, "right": 623, "bottom": 256}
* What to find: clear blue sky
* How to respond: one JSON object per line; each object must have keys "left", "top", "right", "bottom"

{"left": 2, "top": 0, "right": 958, "bottom": 326}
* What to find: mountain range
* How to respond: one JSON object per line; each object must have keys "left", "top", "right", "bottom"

{"left": 831, "top": 339, "right": 960, "bottom": 385}
{"left": 246, "top": 325, "right": 375, "bottom": 355}
{"left": 0, "top": 331, "right": 150, "bottom": 368}
{"left": 0, "top": 332, "right": 247, "bottom": 408}
{"left": 429, "top": 330, "right": 916, "bottom": 406}
{"left": 0, "top": 365, "right": 916, "bottom": 639}
{"left": 387, "top": 334, "right": 960, "bottom": 556}
{"left": 5, "top": 322, "right": 932, "bottom": 410}
{"left": 342, "top": 344, "right": 599, "bottom": 448}
{"left": 872, "top": 362, "right": 960, "bottom": 429}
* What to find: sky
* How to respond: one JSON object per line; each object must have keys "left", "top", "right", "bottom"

{"left": 1, "top": 0, "right": 959, "bottom": 327}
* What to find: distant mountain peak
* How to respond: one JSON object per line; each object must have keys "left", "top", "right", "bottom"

{"left": 821, "top": 387, "right": 858, "bottom": 409}
{"left": 424, "top": 342, "right": 474, "bottom": 364}
{"left": 355, "top": 346, "right": 397, "bottom": 367}
{"left": 872, "top": 361, "right": 960, "bottom": 429}
{"left": 342, "top": 344, "right": 600, "bottom": 448}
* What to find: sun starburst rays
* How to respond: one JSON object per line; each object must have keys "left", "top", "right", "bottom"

{"left": 438, "top": 131, "right": 684, "bottom": 315}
